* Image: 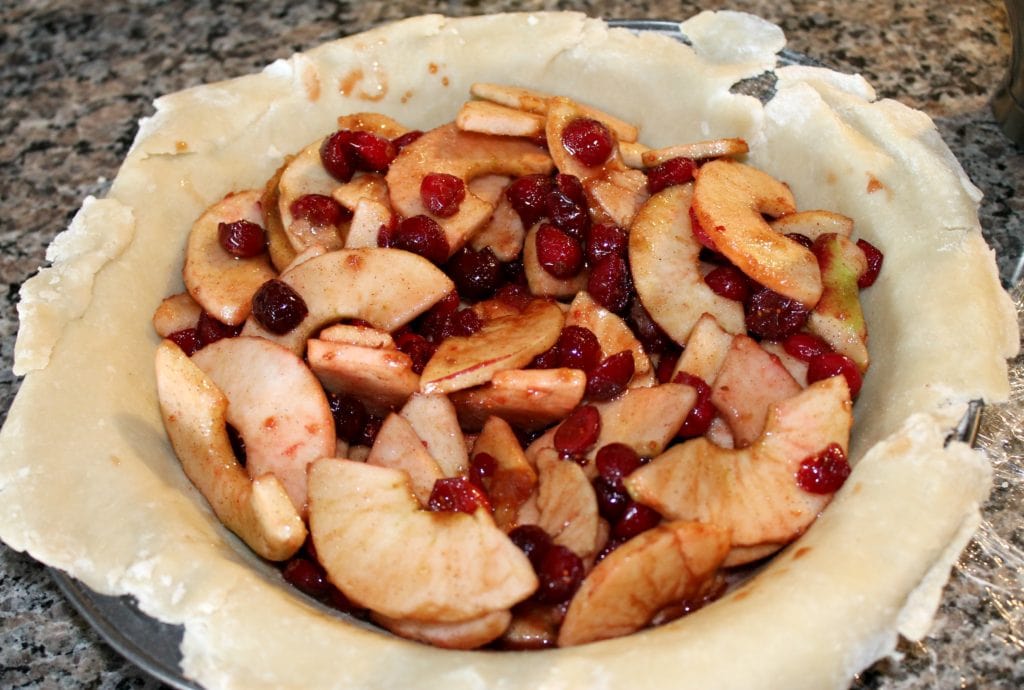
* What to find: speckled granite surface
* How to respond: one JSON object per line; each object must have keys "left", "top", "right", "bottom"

{"left": 1, "top": 1, "right": 1021, "bottom": 688}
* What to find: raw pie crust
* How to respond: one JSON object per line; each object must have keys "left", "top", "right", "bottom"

{"left": 1, "top": 11, "right": 1018, "bottom": 690}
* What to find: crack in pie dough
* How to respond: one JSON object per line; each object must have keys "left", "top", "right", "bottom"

{"left": 0, "top": 11, "right": 1018, "bottom": 690}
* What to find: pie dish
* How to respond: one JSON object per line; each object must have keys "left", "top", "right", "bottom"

{"left": 0, "top": 10, "right": 1018, "bottom": 690}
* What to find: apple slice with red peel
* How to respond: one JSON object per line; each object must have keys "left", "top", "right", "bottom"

{"left": 625, "top": 376, "right": 852, "bottom": 564}
{"left": 710, "top": 335, "right": 802, "bottom": 448}
{"left": 373, "top": 609, "right": 512, "bottom": 650}
{"left": 691, "top": 159, "right": 822, "bottom": 307}
{"left": 190, "top": 336, "right": 335, "bottom": 515}
{"left": 420, "top": 298, "right": 564, "bottom": 395}
{"left": 558, "top": 521, "right": 729, "bottom": 646}
{"left": 386, "top": 123, "right": 553, "bottom": 257}
{"left": 566, "top": 292, "right": 654, "bottom": 389}
{"left": 584, "top": 169, "right": 650, "bottom": 227}
{"left": 535, "top": 449, "right": 603, "bottom": 560}
{"left": 152, "top": 292, "right": 202, "bottom": 337}
{"left": 317, "top": 323, "right": 394, "bottom": 349}
{"left": 400, "top": 393, "right": 469, "bottom": 477}
{"left": 241, "top": 248, "right": 454, "bottom": 355}
{"left": 183, "top": 190, "right": 276, "bottom": 326}
{"left": 471, "top": 416, "right": 537, "bottom": 531}
{"left": 277, "top": 138, "right": 346, "bottom": 252}
{"left": 308, "top": 458, "right": 537, "bottom": 622}
{"left": 629, "top": 184, "right": 745, "bottom": 344}
{"left": 155, "top": 341, "right": 307, "bottom": 561}
{"left": 307, "top": 339, "right": 419, "bottom": 415}
{"left": 640, "top": 138, "right": 749, "bottom": 166}
{"left": 671, "top": 313, "right": 735, "bottom": 384}
{"left": 366, "top": 413, "right": 445, "bottom": 506}
{"left": 808, "top": 233, "right": 870, "bottom": 371}
{"left": 769, "top": 210, "right": 854, "bottom": 241}
{"left": 523, "top": 223, "right": 589, "bottom": 299}
{"left": 449, "top": 368, "right": 587, "bottom": 432}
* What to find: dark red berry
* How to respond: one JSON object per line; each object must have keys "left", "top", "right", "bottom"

{"left": 252, "top": 279, "right": 308, "bottom": 334}
{"left": 167, "top": 328, "right": 199, "bottom": 356}
{"left": 347, "top": 130, "right": 396, "bottom": 173}
{"left": 508, "top": 524, "right": 553, "bottom": 569}
{"left": 672, "top": 371, "right": 712, "bottom": 403}
{"left": 447, "top": 247, "right": 500, "bottom": 300}
{"left": 428, "top": 476, "right": 492, "bottom": 514}
{"left": 783, "top": 332, "right": 832, "bottom": 362}
{"left": 856, "top": 239, "right": 884, "bottom": 288}
{"left": 613, "top": 501, "right": 661, "bottom": 539}
{"left": 218, "top": 220, "right": 267, "bottom": 258}
{"left": 421, "top": 172, "right": 466, "bottom": 217}
{"left": 593, "top": 477, "right": 630, "bottom": 522}
{"left": 530, "top": 346, "right": 562, "bottom": 370}
{"left": 535, "top": 223, "right": 584, "bottom": 279}
{"left": 391, "top": 130, "right": 423, "bottom": 151}
{"left": 195, "top": 312, "right": 242, "bottom": 349}
{"left": 500, "top": 258, "right": 527, "bottom": 287}
{"left": 796, "top": 443, "right": 851, "bottom": 494}
{"left": 354, "top": 414, "right": 383, "bottom": 447}
{"left": 646, "top": 157, "right": 696, "bottom": 194}
{"left": 553, "top": 405, "right": 601, "bottom": 460}
{"left": 320, "top": 130, "right": 356, "bottom": 182}
{"left": 393, "top": 215, "right": 450, "bottom": 264}
{"left": 534, "top": 544, "right": 584, "bottom": 604}
{"left": 676, "top": 397, "right": 715, "bottom": 438}
{"left": 586, "top": 351, "right": 635, "bottom": 401}
{"left": 744, "top": 285, "right": 810, "bottom": 340}
{"left": 554, "top": 326, "right": 602, "bottom": 372}
{"left": 327, "top": 392, "right": 368, "bottom": 444}
{"left": 595, "top": 443, "right": 643, "bottom": 491}
{"left": 506, "top": 174, "right": 553, "bottom": 228}
{"left": 628, "top": 300, "right": 675, "bottom": 355}
{"left": 469, "top": 452, "right": 498, "bottom": 491}
{"left": 807, "top": 352, "right": 863, "bottom": 398}
{"left": 546, "top": 174, "right": 590, "bottom": 239}
{"left": 494, "top": 283, "right": 532, "bottom": 311}
{"left": 290, "top": 194, "right": 348, "bottom": 227}
{"left": 656, "top": 349, "right": 681, "bottom": 384}
{"left": 376, "top": 214, "right": 397, "bottom": 247}
{"left": 560, "top": 118, "right": 614, "bottom": 167}
{"left": 704, "top": 265, "right": 751, "bottom": 302}
{"left": 588, "top": 255, "right": 633, "bottom": 314}
{"left": 450, "top": 308, "right": 483, "bottom": 337}
{"left": 282, "top": 557, "right": 332, "bottom": 599}
{"left": 394, "top": 331, "right": 436, "bottom": 374}
{"left": 586, "top": 223, "right": 628, "bottom": 263}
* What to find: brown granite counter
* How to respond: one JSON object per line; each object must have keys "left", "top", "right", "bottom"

{"left": 1, "top": 1, "right": 1021, "bottom": 688}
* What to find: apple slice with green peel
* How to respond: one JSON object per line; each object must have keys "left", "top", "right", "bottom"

{"left": 420, "top": 298, "right": 564, "bottom": 395}
{"left": 277, "top": 138, "right": 347, "bottom": 251}
{"left": 671, "top": 313, "right": 735, "bottom": 384}
{"left": 566, "top": 291, "right": 654, "bottom": 389}
{"left": 629, "top": 184, "right": 745, "bottom": 344}
{"left": 449, "top": 368, "right": 587, "bottom": 432}
{"left": 366, "top": 413, "right": 445, "bottom": 506}
{"left": 386, "top": 123, "right": 553, "bottom": 257}
{"left": 241, "top": 248, "right": 454, "bottom": 355}
{"left": 691, "top": 159, "right": 822, "bottom": 308}
{"left": 183, "top": 190, "right": 276, "bottom": 326}
{"left": 308, "top": 458, "right": 537, "bottom": 622}
{"left": 584, "top": 169, "right": 650, "bottom": 228}
{"left": 372, "top": 609, "right": 512, "bottom": 650}
{"left": 523, "top": 223, "right": 589, "bottom": 299}
{"left": 155, "top": 341, "right": 307, "bottom": 561}
{"left": 191, "top": 336, "right": 335, "bottom": 515}
{"left": 558, "top": 521, "right": 729, "bottom": 647}
{"left": 317, "top": 323, "right": 395, "bottom": 349}
{"left": 400, "top": 393, "right": 469, "bottom": 477}
{"left": 710, "top": 335, "right": 802, "bottom": 448}
{"left": 307, "top": 339, "right": 419, "bottom": 415}
{"left": 152, "top": 292, "right": 202, "bottom": 337}
{"left": 535, "top": 449, "right": 603, "bottom": 560}
{"left": 625, "top": 376, "right": 852, "bottom": 565}
{"left": 471, "top": 416, "right": 537, "bottom": 531}
{"left": 808, "top": 233, "right": 870, "bottom": 371}
{"left": 640, "top": 137, "right": 749, "bottom": 166}
{"left": 769, "top": 209, "right": 854, "bottom": 241}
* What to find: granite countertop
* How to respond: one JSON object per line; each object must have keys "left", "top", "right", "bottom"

{"left": 1, "top": 1, "right": 1021, "bottom": 688}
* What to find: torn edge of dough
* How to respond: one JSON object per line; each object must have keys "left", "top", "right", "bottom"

{"left": 13, "top": 196, "right": 135, "bottom": 376}
{"left": 680, "top": 10, "right": 785, "bottom": 67}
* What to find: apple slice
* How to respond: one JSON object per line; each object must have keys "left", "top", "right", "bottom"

{"left": 152, "top": 292, "right": 202, "bottom": 337}
{"left": 373, "top": 609, "right": 511, "bottom": 650}
{"left": 241, "top": 248, "right": 454, "bottom": 355}
{"left": 471, "top": 416, "right": 537, "bottom": 531}
{"left": 625, "top": 376, "right": 852, "bottom": 564}
{"left": 640, "top": 138, "right": 749, "bottom": 166}
{"left": 761, "top": 340, "right": 809, "bottom": 387}
{"left": 307, "top": 339, "right": 419, "bottom": 415}
{"left": 584, "top": 169, "right": 650, "bottom": 228}
{"left": 629, "top": 184, "right": 745, "bottom": 344}
{"left": 769, "top": 210, "right": 854, "bottom": 241}
{"left": 546, "top": 97, "right": 629, "bottom": 180}
{"left": 558, "top": 521, "right": 729, "bottom": 646}
{"left": 260, "top": 158, "right": 299, "bottom": 272}
{"left": 154, "top": 341, "right": 306, "bottom": 561}
{"left": 456, "top": 100, "right": 546, "bottom": 137}
{"left": 469, "top": 177, "right": 526, "bottom": 262}
{"left": 617, "top": 140, "right": 650, "bottom": 168}
{"left": 565, "top": 291, "right": 654, "bottom": 389}
{"left": 808, "top": 233, "right": 870, "bottom": 371}
{"left": 449, "top": 368, "right": 587, "bottom": 432}
{"left": 366, "top": 413, "right": 445, "bottom": 506}
{"left": 671, "top": 312, "right": 735, "bottom": 384}
{"left": 183, "top": 190, "right": 276, "bottom": 326}
{"left": 277, "top": 138, "right": 347, "bottom": 251}
{"left": 691, "top": 159, "right": 822, "bottom": 307}
{"left": 400, "top": 393, "right": 469, "bottom": 477}
{"left": 336, "top": 111, "right": 410, "bottom": 139}
{"left": 710, "top": 335, "right": 802, "bottom": 448}
{"left": 190, "top": 336, "right": 335, "bottom": 514}
{"left": 523, "top": 223, "right": 589, "bottom": 299}
{"left": 420, "top": 298, "right": 564, "bottom": 395}
{"left": 343, "top": 198, "right": 392, "bottom": 249}
{"left": 317, "top": 323, "right": 394, "bottom": 349}
{"left": 331, "top": 173, "right": 390, "bottom": 213}
{"left": 535, "top": 449, "right": 603, "bottom": 560}
{"left": 308, "top": 458, "right": 537, "bottom": 622}
{"left": 386, "top": 123, "right": 553, "bottom": 256}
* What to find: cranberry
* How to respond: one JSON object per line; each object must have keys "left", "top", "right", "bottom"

{"left": 376, "top": 215, "right": 397, "bottom": 247}
{"left": 689, "top": 207, "right": 719, "bottom": 252}
{"left": 595, "top": 443, "right": 643, "bottom": 491}
{"left": 167, "top": 327, "right": 199, "bottom": 356}
{"left": 656, "top": 350, "right": 681, "bottom": 384}
{"left": 428, "top": 476, "right": 492, "bottom": 514}
{"left": 506, "top": 174, "right": 553, "bottom": 228}
{"left": 534, "top": 544, "right": 584, "bottom": 604}
{"left": 347, "top": 130, "right": 396, "bottom": 173}
{"left": 807, "top": 352, "right": 863, "bottom": 398}
{"left": 500, "top": 258, "right": 527, "bottom": 287}
{"left": 282, "top": 557, "right": 332, "bottom": 599}
{"left": 546, "top": 174, "right": 590, "bottom": 239}
{"left": 560, "top": 117, "right": 614, "bottom": 167}
{"left": 251, "top": 279, "right": 308, "bottom": 335}
{"left": 535, "top": 223, "right": 584, "bottom": 279}
{"left": 394, "top": 331, "right": 435, "bottom": 374}
{"left": 744, "top": 285, "right": 810, "bottom": 340}
{"left": 494, "top": 283, "right": 532, "bottom": 312}
{"left": 554, "top": 326, "right": 602, "bottom": 372}
{"left": 786, "top": 232, "right": 813, "bottom": 250}
{"left": 469, "top": 451, "right": 497, "bottom": 491}
{"left": 553, "top": 405, "right": 601, "bottom": 460}
{"left": 217, "top": 220, "right": 267, "bottom": 258}
{"left": 531, "top": 346, "right": 562, "bottom": 370}
{"left": 646, "top": 157, "right": 696, "bottom": 194}
{"left": 613, "top": 501, "right": 661, "bottom": 539}
{"left": 320, "top": 130, "right": 356, "bottom": 182}
{"left": 290, "top": 194, "right": 347, "bottom": 227}
{"left": 783, "top": 332, "right": 832, "bottom": 362}
{"left": 588, "top": 255, "right": 633, "bottom": 314}
{"left": 195, "top": 312, "right": 241, "bottom": 349}
{"left": 796, "top": 443, "right": 851, "bottom": 494}
{"left": 354, "top": 414, "right": 383, "bottom": 447}
{"left": 447, "top": 246, "right": 500, "bottom": 300}
{"left": 391, "top": 129, "right": 423, "bottom": 151}
{"left": 586, "top": 351, "right": 635, "bottom": 401}
{"left": 585, "top": 223, "right": 628, "bottom": 263}
{"left": 327, "top": 392, "right": 368, "bottom": 444}
{"left": 420, "top": 172, "right": 466, "bottom": 217}
{"left": 508, "top": 524, "right": 553, "bottom": 569}
{"left": 432, "top": 289, "right": 462, "bottom": 316}
{"left": 393, "top": 215, "right": 450, "bottom": 264}
{"left": 450, "top": 308, "right": 483, "bottom": 337}
{"left": 673, "top": 371, "right": 714, "bottom": 438}
{"left": 857, "top": 239, "right": 884, "bottom": 288}
{"left": 593, "top": 477, "right": 630, "bottom": 522}
{"left": 704, "top": 265, "right": 751, "bottom": 302}
{"left": 628, "top": 300, "right": 675, "bottom": 354}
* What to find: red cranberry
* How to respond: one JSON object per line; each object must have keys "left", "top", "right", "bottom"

{"left": 506, "top": 174, "right": 553, "bottom": 228}
{"left": 689, "top": 207, "right": 719, "bottom": 252}
{"left": 673, "top": 371, "right": 714, "bottom": 438}
{"left": 469, "top": 451, "right": 497, "bottom": 491}
{"left": 347, "top": 130, "right": 396, "bottom": 173}
{"left": 656, "top": 350, "right": 681, "bottom": 383}
{"left": 217, "top": 220, "right": 267, "bottom": 258}
{"left": 546, "top": 174, "right": 590, "bottom": 240}
{"left": 420, "top": 172, "right": 466, "bottom": 217}
{"left": 530, "top": 346, "right": 562, "bottom": 370}
{"left": 857, "top": 239, "right": 884, "bottom": 288}
{"left": 500, "top": 258, "right": 527, "bottom": 287}
{"left": 447, "top": 247, "right": 501, "bottom": 300}
{"left": 428, "top": 476, "right": 492, "bottom": 514}
{"left": 327, "top": 392, "right": 368, "bottom": 444}
{"left": 796, "top": 443, "right": 851, "bottom": 494}
{"left": 535, "top": 223, "right": 584, "bottom": 279}
{"left": 320, "top": 130, "right": 356, "bottom": 182}
{"left": 672, "top": 371, "right": 711, "bottom": 402}
{"left": 554, "top": 326, "right": 602, "bottom": 372}
{"left": 560, "top": 117, "right": 614, "bottom": 167}
{"left": 494, "top": 283, "right": 532, "bottom": 311}
{"left": 783, "top": 333, "right": 832, "bottom": 362}
{"left": 744, "top": 285, "right": 810, "bottom": 340}
{"left": 586, "top": 351, "right": 635, "bottom": 401}
{"left": 394, "top": 331, "right": 435, "bottom": 374}
{"left": 588, "top": 255, "right": 633, "bottom": 314}
{"left": 553, "top": 405, "right": 601, "bottom": 460}
{"left": 646, "top": 157, "right": 696, "bottom": 194}
{"left": 586, "top": 223, "right": 628, "bottom": 263}
{"left": 167, "top": 328, "right": 199, "bottom": 356}
{"left": 391, "top": 130, "right": 423, "bottom": 151}
{"left": 450, "top": 308, "right": 483, "bottom": 337}
{"left": 534, "top": 544, "right": 584, "bottom": 604}
{"left": 628, "top": 300, "right": 675, "bottom": 354}
{"left": 595, "top": 443, "right": 643, "bottom": 491}
{"left": 704, "top": 265, "right": 751, "bottom": 302}
{"left": 613, "top": 501, "right": 661, "bottom": 539}
{"left": 195, "top": 312, "right": 242, "bottom": 349}
{"left": 290, "top": 194, "right": 348, "bottom": 227}
{"left": 393, "top": 215, "right": 450, "bottom": 264}
{"left": 282, "top": 557, "right": 332, "bottom": 599}
{"left": 354, "top": 414, "right": 384, "bottom": 447}
{"left": 508, "top": 524, "right": 553, "bottom": 569}
{"left": 252, "top": 279, "right": 308, "bottom": 334}
{"left": 786, "top": 232, "right": 813, "bottom": 249}
{"left": 807, "top": 352, "right": 863, "bottom": 398}
{"left": 376, "top": 214, "right": 397, "bottom": 247}
{"left": 593, "top": 477, "right": 630, "bottom": 522}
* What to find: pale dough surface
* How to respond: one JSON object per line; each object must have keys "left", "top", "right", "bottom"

{"left": 0, "top": 11, "right": 1018, "bottom": 690}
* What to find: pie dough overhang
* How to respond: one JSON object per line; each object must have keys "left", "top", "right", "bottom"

{"left": 0, "top": 11, "right": 1017, "bottom": 690}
